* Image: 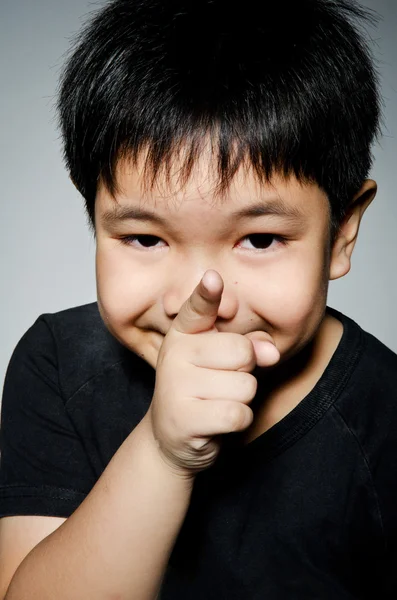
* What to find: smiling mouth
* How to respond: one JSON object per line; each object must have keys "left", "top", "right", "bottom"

{"left": 149, "top": 330, "right": 166, "bottom": 347}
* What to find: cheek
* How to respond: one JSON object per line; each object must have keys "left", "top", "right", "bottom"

{"left": 256, "top": 249, "right": 329, "bottom": 337}
{"left": 95, "top": 246, "right": 165, "bottom": 366}
{"left": 96, "top": 246, "right": 147, "bottom": 326}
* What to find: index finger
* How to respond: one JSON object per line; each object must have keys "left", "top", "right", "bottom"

{"left": 170, "top": 270, "right": 223, "bottom": 335}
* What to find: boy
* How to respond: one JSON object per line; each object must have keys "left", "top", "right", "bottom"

{"left": 0, "top": 0, "right": 395, "bottom": 598}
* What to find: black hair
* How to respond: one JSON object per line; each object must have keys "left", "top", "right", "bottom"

{"left": 57, "top": 0, "right": 383, "bottom": 239}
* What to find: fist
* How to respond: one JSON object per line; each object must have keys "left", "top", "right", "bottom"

{"left": 145, "top": 270, "right": 280, "bottom": 478}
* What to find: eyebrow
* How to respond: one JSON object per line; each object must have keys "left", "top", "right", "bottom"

{"left": 101, "top": 198, "right": 305, "bottom": 227}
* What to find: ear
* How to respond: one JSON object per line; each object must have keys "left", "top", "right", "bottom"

{"left": 329, "top": 179, "right": 377, "bottom": 281}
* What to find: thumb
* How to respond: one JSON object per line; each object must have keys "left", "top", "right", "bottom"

{"left": 245, "top": 331, "right": 280, "bottom": 367}
{"left": 171, "top": 270, "right": 223, "bottom": 335}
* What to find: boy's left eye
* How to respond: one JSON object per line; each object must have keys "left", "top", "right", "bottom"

{"left": 237, "top": 233, "right": 287, "bottom": 251}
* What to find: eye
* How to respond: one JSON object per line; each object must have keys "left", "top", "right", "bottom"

{"left": 237, "top": 234, "right": 287, "bottom": 251}
{"left": 118, "top": 235, "right": 166, "bottom": 250}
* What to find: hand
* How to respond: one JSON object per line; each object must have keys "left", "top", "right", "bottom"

{"left": 145, "top": 270, "right": 280, "bottom": 479}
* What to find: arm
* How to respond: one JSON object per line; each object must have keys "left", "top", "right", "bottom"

{"left": 3, "top": 272, "right": 275, "bottom": 599}
{"left": 4, "top": 415, "right": 194, "bottom": 600}
{"left": 0, "top": 516, "right": 66, "bottom": 598}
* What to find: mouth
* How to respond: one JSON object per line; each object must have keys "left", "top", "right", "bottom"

{"left": 151, "top": 330, "right": 166, "bottom": 349}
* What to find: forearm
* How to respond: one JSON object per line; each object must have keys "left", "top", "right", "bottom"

{"left": 5, "top": 416, "right": 194, "bottom": 600}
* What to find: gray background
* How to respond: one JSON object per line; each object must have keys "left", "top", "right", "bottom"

{"left": 1, "top": 0, "right": 396, "bottom": 392}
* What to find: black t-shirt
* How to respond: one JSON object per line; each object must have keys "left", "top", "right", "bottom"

{"left": 1, "top": 303, "right": 397, "bottom": 599}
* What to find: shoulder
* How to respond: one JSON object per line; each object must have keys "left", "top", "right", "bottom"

{"left": 14, "top": 302, "right": 131, "bottom": 402}
{"left": 328, "top": 312, "right": 397, "bottom": 536}
{"left": 360, "top": 327, "right": 397, "bottom": 383}
{"left": 338, "top": 320, "right": 397, "bottom": 417}
{"left": 329, "top": 308, "right": 397, "bottom": 410}
{"left": 332, "top": 309, "right": 397, "bottom": 423}
{"left": 327, "top": 308, "right": 397, "bottom": 463}
{"left": 332, "top": 311, "right": 397, "bottom": 479}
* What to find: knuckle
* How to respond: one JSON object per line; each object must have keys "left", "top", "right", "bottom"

{"left": 241, "top": 350, "right": 254, "bottom": 370}
{"left": 246, "top": 373, "right": 258, "bottom": 397}
{"left": 186, "top": 296, "right": 203, "bottom": 319}
{"left": 224, "top": 402, "right": 246, "bottom": 430}
{"left": 236, "top": 372, "right": 257, "bottom": 399}
{"left": 239, "top": 338, "right": 255, "bottom": 368}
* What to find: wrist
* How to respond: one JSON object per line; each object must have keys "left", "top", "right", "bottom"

{"left": 136, "top": 413, "right": 197, "bottom": 487}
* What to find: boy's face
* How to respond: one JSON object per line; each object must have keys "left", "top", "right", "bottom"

{"left": 94, "top": 154, "right": 338, "bottom": 371}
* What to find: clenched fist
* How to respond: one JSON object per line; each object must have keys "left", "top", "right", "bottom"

{"left": 145, "top": 270, "right": 280, "bottom": 478}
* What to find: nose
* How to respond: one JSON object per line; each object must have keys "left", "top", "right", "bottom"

{"left": 163, "top": 268, "right": 239, "bottom": 323}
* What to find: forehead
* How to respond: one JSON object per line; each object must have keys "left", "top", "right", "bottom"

{"left": 95, "top": 154, "right": 330, "bottom": 225}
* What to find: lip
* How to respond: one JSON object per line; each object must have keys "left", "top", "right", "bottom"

{"left": 150, "top": 330, "right": 166, "bottom": 346}
{"left": 139, "top": 325, "right": 166, "bottom": 336}
{"left": 150, "top": 328, "right": 167, "bottom": 338}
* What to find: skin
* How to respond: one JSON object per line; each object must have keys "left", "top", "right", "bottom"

{"left": 94, "top": 154, "right": 377, "bottom": 442}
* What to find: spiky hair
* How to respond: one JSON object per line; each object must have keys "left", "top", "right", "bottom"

{"left": 57, "top": 0, "right": 382, "bottom": 236}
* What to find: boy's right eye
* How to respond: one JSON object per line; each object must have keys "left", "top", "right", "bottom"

{"left": 118, "top": 235, "right": 166, "bottom": 250}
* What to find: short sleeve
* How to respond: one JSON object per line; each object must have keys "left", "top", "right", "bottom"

{"left": 0, "top": 316, "right": 89, "bottom": 518}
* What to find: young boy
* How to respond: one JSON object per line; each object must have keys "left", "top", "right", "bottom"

{"left": 0, "top": 0, "right": 395, "bottom": 598}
